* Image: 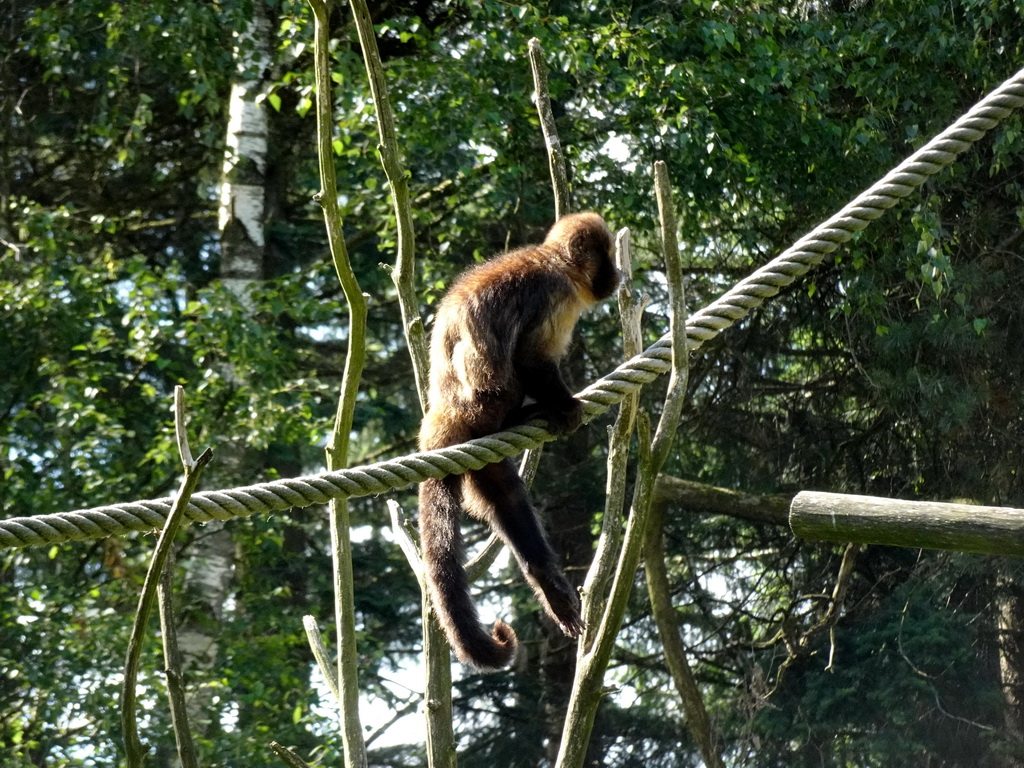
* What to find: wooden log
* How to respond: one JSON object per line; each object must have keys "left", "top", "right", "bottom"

{"left": 654, "top": 476, "right": 792, "bottom": 526}
{"left": 789, "top": 491, "right": 1024, "bottom": 557}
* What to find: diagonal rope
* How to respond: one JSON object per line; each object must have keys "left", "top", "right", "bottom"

{"left": 3, "top": 65, "right": 1024, "bottom": 550}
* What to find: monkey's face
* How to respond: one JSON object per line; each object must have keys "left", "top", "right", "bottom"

{"left": 589, "top": 253, "right": 621, "bottom": 302}
{"left": 577, "top": 223, "right": 620, "bottom": 302}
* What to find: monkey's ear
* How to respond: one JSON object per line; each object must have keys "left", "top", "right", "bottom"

{"left": 568, "top": 224, "right": 611, "bottom": 260}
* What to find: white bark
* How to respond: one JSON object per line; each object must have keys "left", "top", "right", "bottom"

{"left": 218, "top": 8, "right": 272, "bottom": 288}
{"left": 219, "top": 95, "right": 268, "bottom": 250}
{"left": 175, "top": 5, "right": 273, "bottom": 742}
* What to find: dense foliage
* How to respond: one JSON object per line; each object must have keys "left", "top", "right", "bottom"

{"left": 2, "top": 1, "right": 1023, "bottom": 766}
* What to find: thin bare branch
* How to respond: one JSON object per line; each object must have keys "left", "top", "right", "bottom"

{"left": 269, "top": 741, "right": 313, "bottom": 768}
{"left": 302, "top": 615, "right": 340, "bottom": 705}
{"left": 556, "top": 162, "right": 689, "bottom": 768}
{"left": 159, "top": 552, "right": 200, "bottom": 768}
{"left": 581, "top": 228, "right": 644, "bottom": 643}
{"left": 528, "top": 38, "right": 570, "bottom": 218}
{"left": 122, "top": 390, "right": 212, "bottom": 768}
{"left": 349, "top": 0, "right": 429, "bottom": 409}
{"left": 644, "top": 502, "right": 724, "bottom": 768}
{"left": 307, "top": 1, "right": 369, "bottom": 764}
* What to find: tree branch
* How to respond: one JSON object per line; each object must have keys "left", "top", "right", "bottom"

{"left": 528, "top": 38, "right": 570, "bottom": 218}
{"left": 307, "top": 2, "right": 369, "bottom": 765}
{"left": 122, "top": 387, "right": 211, "bottom": 768}
{"left": 580, "top": 227, "right": 644, "bottom": 642}
{"left": 349, "top": 0, "right": 429, "bottom": 410}
{"left": 644, "top": 500, "right": 724, "bottom": 768}
{"left": 556, "top": 161, "right": 689, "bottom": 768}
{"left": 654, "top": 475, "right": 793, "bottom": 527}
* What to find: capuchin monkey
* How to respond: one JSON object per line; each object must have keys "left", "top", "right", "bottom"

{"left": 418, "top": 212, "right": 621, "bottom": 669}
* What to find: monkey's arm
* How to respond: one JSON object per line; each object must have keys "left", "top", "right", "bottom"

{"left": 507, "top": 357, "right": 583, "bottom": 435}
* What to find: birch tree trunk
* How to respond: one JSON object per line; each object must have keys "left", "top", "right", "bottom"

{"left": 997, "top": 571, "right": 1024, "bottom": 767}
{"left": 176, "top": 3, "right": 273, "bottom": 739}
{"left": 218, "top": 4, "right": 271, "bottom": 294}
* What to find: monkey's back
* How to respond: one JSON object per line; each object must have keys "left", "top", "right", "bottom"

{"left": 422, "top": 246, "right": 582, "bottom": 447}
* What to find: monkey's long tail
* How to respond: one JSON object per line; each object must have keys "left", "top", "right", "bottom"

{"left": 419, "top": 475, "right": 517, "bottom": 670}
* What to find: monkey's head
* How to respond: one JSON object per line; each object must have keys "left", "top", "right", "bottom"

{"left": 545, "top": 211, "right": 621, "bottom": 303}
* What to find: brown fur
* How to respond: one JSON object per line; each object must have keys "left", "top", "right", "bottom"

{"left": 418, "top": 212, "right": 620, "bottom": 669}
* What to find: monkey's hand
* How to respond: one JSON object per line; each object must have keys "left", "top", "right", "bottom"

{"left": 507, "top": 398, "right": 584, "bottom": 435}
{"left": 535, "top": 398, "right": 584, "bottom": 436}
{"left": 547, "top": 398, "right": 584, "bottom": 435}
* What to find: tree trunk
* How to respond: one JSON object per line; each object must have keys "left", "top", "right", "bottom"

{"left": 175, "top": 2, "right": 272, "bottom": 740}
{"left": 998, "top": 569, "right": 1024, "bottom": 766}
{"left": 218, "top": 3, "right": 271, "bottom": 294}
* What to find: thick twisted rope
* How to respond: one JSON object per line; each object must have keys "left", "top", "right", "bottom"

{"left": 3, "top": 66, "right": 1024, "bottom": 550}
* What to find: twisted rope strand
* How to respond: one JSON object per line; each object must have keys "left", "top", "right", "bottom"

{"left": 3, "top": 66, "right": 1023, "bottom": 550}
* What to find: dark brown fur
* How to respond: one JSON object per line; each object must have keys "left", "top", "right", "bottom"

{"left": 418, "top": 212, "right": 620, "bottom": 669}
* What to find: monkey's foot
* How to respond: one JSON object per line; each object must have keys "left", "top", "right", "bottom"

{"left": 535, "top": 575, "right": 585, "bottom": 639}
{"left": 553, "top": 604, "right": 585, "bottom": 639}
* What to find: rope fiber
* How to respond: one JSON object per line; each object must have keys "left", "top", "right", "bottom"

{"left": 3, "top": 65, "right": 1024, "bottom": 550}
